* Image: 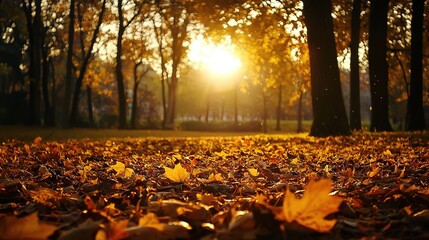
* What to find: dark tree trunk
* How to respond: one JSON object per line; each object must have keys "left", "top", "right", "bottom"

{"left": 405, "top": 0, "right": 425, "bottom": 131}
{"left": 63, "top": 0, "right": 75, "bottom": 127}
{"left": 116, "top": 27, "right": 127, "bottom": 129}
{"left": 69, "top": 0, "right": 106, "bottom": 126}
{"left": 86, "top": 85, "right": 94, "bottom": 126}
{"left": 234, "top": 83, "right": 238, "bottom": 125}
{"left": 262, "top": 91, "right": 268, "bottom": 133}
{"left": 115, "top": 0, "right": 128, "bottom": 129}
{"left": 297, "top": 91, "right": 303, "bottom": 133}
{"left": 276, "top": 83, "right": 283, "bottom": 131}
{"left": 303, "top": 0, "right": 350, "bottom": 137}
{"left": 349, "top": 0, "right": 362, "bottom": 130}
{"left": 368, "top": 0, "right": 392, "bottom": 131}
{"left": 27, "top": 0, "right": 42, "bottom": 125}
{"left": 41, "top": 46, "right": 54, "bottom": 126}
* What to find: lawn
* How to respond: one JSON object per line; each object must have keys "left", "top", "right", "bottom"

{"left": 0, "top": 129, "right": 428, "bottom": 239}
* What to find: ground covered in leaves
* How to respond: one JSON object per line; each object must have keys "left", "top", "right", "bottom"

{"left": 0, "top": 132, "right": 428, "bottom": 239}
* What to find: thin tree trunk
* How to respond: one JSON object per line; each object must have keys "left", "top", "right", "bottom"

{"left": 349, "top": 0, "right": 362, "bottom": 130}
{"left": 368, "top": 0, "right": 392, "bottom": 131}
{"left": 234, "top": 82, "right": 238, "bottom": 125}
{"left": 86, "top": 85, "right": 94, "bottom": 126}
{"left": 276, "top": 83, "right": 283, "bottom": 131}
{"left": 28, "top": 0, "right": 42, "bottom": 125}
{"left": 63, "top": 0, "right": 75, "bottom": 127}
{"left": 297, "top": 91, "right": 303, "bottom": 133}
{"left": 262, "top": 91, "right": 267, "bottom": 133}
{"left": 405, "top": 0, "right": 425, "bottom": 130}
{"left": 303, "top": 0, "right": 350, "bottom": 136}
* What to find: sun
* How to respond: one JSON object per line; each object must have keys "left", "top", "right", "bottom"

{"left": 188, "top": 36, "right": 242, "bottom": 76}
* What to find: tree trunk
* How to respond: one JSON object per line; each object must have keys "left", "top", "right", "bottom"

{"left": 115, "top": 0, "right": 128, "bottom": 129}
{"left": 234, "top": 82, "right": 238, "bottom": 125}
{"left": 405, "top": 0, "right": 425, "bottom": 131}
{"left": 297, "top": 90, "right": 303, "bottom": 133}
{"left": 116, "top": 28, "right": 127, "bottom": 129}
{"left": 63, "top": 0, "right": 75, "bottom": 127}
{"left": 41, "top": 46, "right": 54, "bottom": 126}
{"left": 303, "top": 0, "right": 350, "bottom": 137}
{"left": 86, "top": 85, "right": 94, "bottom": 126}
{"left": 262, "top": 91, "right": 267, "bottom": 133}
{"left": 69, "top": 0, "right": 106, "bottom": 126}
{"left": 130, "top": 62, "right": 143, "bottom": 129}
{"left": 28, "top": 0, "right": 42, "bottom": 125}
{"left": 368, "top": 0, "right": 392, "bottom": 131}
{"left": 276, "top": 83, "right": 283, "bottom": 131}
{"left": 349, "top": 0, "right": 362, "bottom": 130}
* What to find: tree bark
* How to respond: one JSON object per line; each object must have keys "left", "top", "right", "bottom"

{"left": 405, "top": 0, "right": 425, "bottom": 131}
{"left": 303, "top": 0, "right": 350, "bottom": 137}
{"left": 276, "top": 83, "right": 283, "bottom": 131}
{"left": 86, "top": 85, "right": 94, "bottom": 126}
{"left": 297, "top": 90, "right": 303, "bottom": 133}
{"left": 26, "top": 0, "right": 42, "bottom": 125}
{"left": 368, "top": 0, "right": 392, "bottom": 131}
{"left": 349, "top": 0, "right": 362, "bottom": 130}
{"left": 63, "top": 0, "right": 75, "bottom": 127}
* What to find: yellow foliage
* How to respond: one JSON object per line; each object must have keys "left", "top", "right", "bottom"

{"left": 281, "top": 179, "right": 342, "bottom": 232}
{"left": 164, "top": 164, "right": 190, "bottom": 182}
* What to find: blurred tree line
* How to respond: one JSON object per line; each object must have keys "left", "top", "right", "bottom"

{"left": 0, "top": 0, "right": 427, "bottom": 136}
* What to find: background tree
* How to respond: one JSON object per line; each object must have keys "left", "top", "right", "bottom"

{"left": 63, "top": 0, "right": 75, "bottom": 127}
{"left": 349, "top": 0, "right": 362, "bottom": 130}
{"left": 405, "top": 0, "right": 425, "bottom": 130}
{"left": 303, "top": 0, "right": 350, "bottom": 136}
{"left": 368, "top": 0, "right": 392, "bottom": 131}
{"left": 69, "top": 0, "right": 107, "bottom": 127}
{"left": 150, "top": 0, "right": 195, "bottom": 129}
{"left": 115, "top": 0, "right": 144, "bottom": 129}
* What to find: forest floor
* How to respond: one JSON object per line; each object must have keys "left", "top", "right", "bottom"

{"left": 0, "top": 131, "right": 428, "bottom": 239}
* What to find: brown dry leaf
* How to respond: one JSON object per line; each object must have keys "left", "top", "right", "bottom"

{"left": 281, "top": 179, "right": 343, "bottom": 232}
{"left": 34, "top": 136, "right": 43, "bottom": 144}
{"left": 0, "top": 212, "right": 57, "bottom": 240}
{"left": 208, "top": 173, "right": 224, "bottom": 182}
{"left": 164, "top": 163, "right": 190, "bottom": 182}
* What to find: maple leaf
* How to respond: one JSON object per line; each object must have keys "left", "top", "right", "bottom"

{"left": 110, "top": 161, "right": 134, "bottom": 178}
{"left": 0, "top": 212, "right": 57, "bottom": 239}
{"left": 281, "top": 179, "right": 343, "bottom": 232}
{"left": 164, "top": 163, "right": 190, "bottom": 182}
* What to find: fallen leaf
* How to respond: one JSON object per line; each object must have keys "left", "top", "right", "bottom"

{"left": 208, "top": 173, "right": 224, "bottom": 182}
{"left": 248, "top": 168, "right": 259, "bottom": 177}
{"left": 281, "top": 179, "right": 343, "bottom": 232}
{"left": 110, "top": 161, "right": 134, "bottom": 178}
{"left": 164, "top": 163, "right": 190, "bottom": 182}
{"left": 0, "top": 212, "right": 57, "bottom": 239}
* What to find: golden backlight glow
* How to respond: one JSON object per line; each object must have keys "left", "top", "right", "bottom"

{"left": 188, "top": 36, "right": 242, "bottom": 76}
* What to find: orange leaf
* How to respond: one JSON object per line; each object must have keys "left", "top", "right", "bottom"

{"left": 282, "top": 179, "right": 342, "bottom": 232}
{"left": 0, "top": 212, "right": 57, "bottom": 239}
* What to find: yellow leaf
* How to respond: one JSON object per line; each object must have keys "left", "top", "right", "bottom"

{"left": 290, "top": 158, "right": 299, "bottom": 165}
{"left": 248, "top": 168, "right": 259, "bottom": 177}
{"left": 0, "top": 212, "right": 57, "bottom": 239}
{"left": 208, "top": 173, "right": 224, "bottom": 182}
{"left": 110, "top": 161, "right": 134, "bottom": 178}
{"left": 369, "top": 166, "right": 380, "bottom": 178}
{"left": 164, "top": 164, "right": 190, "bottom": 182}
{"left": 282, "top": 179, "right": 342, "bottom": 232}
